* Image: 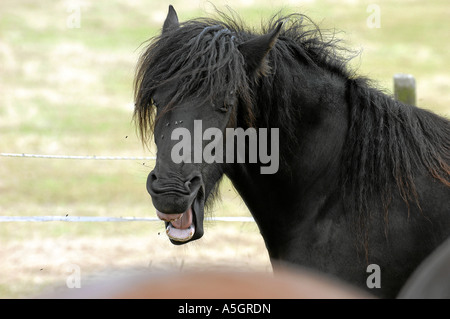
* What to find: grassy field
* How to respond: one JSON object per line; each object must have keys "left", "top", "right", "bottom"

{"left": 1, "top": 0, "right": 449, "bottom": 298}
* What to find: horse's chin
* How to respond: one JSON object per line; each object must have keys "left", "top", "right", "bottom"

{"left": 156, "top": 197, "right": 204, "bottom": 245}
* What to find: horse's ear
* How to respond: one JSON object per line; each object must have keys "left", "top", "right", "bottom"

{"left": 162, "top": 5, "right": 179, "bottom": 34}
{"left": 238, "top": 22, "right": 283, "bottom": 76}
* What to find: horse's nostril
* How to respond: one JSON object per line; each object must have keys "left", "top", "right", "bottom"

{"left": 185, "top": 175, "right": 202, "bottom": 193}
{"left": 146, "top": 171, "right": 158, "bottom": 195}
{"left": 147, "top": 171, "right": 201, "bottom": 197}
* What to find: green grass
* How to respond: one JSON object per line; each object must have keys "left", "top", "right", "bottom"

{"left": 0, "top": 0, "right": 449, "bottom": 298}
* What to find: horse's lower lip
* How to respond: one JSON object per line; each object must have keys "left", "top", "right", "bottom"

{"left": 166, "top": 223, "right": 195, "bottom": 242}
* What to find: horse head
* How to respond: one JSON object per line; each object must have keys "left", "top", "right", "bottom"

{"left": 134, "top": 6, "right": 282, "bottom": 244}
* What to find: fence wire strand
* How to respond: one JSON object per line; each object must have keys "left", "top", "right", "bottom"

{"left": 0, "top": 216, "right": 255, "bottom": 223}
{"left": 0, "top": 153, "right": 156, "bottom": 160}
{"left": 1, "top": 152, "right": 254, "bottom": 223}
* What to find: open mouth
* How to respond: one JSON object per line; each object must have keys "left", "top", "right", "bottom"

{"left": 157, "top": 207, "right": 196, "bottom": 242}
{"left": 155, "top": 196, "right": 204, "bottom": 244}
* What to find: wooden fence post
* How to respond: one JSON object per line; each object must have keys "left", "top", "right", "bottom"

{"left": 393, "top": 73, "right": 416, "bottom": 106}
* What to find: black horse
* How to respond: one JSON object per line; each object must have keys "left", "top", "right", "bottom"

{"left": 134, "top": 6, "right": 450, "bottom": 298}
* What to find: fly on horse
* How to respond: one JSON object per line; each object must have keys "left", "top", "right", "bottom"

{"left": 133, "top": 6, "right": 450, "bottom": 298}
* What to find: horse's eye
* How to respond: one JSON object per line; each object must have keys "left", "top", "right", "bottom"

{"left": 219, "top": 106, "right": 228, "bottom": 113}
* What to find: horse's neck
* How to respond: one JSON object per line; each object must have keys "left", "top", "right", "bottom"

{"left": 225, "top": 71, "right": 350, "bottom": 244}
{"left": 252, "top": 68, "right": 349, "bottom": 191}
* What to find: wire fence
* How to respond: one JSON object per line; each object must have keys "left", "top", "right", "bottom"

{"left": 0, "top": 152, "right": 156, "bottom": 160}
{"left": 0, "top": 216, "right": 255, "bottom": 222}
{"left": 0, "top": 152, "right": 254, "bottom": 223}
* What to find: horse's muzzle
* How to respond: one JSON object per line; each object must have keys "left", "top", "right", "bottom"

{"left": 146, "top": 170, "right": 202, "bottom": 214}
{"left": 146, "top": 170, "right": 204, "bottom": 243}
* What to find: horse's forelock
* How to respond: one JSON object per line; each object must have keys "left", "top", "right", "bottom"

{"left": 133, "top": 20, "right": 254, "bottom": 145}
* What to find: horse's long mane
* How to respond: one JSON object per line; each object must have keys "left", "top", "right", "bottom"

{"left": 133, "top": 11, "right": 353, "bottom": 144}
{"left": 262, "top": 15, "right": 450, "bottom": 250}
{"left": 134, "top": 15, "right": 253, "bottom": 145}
{"left": 344, "top": 78, "right": 450, "bottom": 247}
{"left": 134, "top": 11, "right": 450, "bottom": 249}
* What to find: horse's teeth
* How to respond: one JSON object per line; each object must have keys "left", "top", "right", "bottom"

{"left": 165, "top": 214, "right": 183, "bottom": 222}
